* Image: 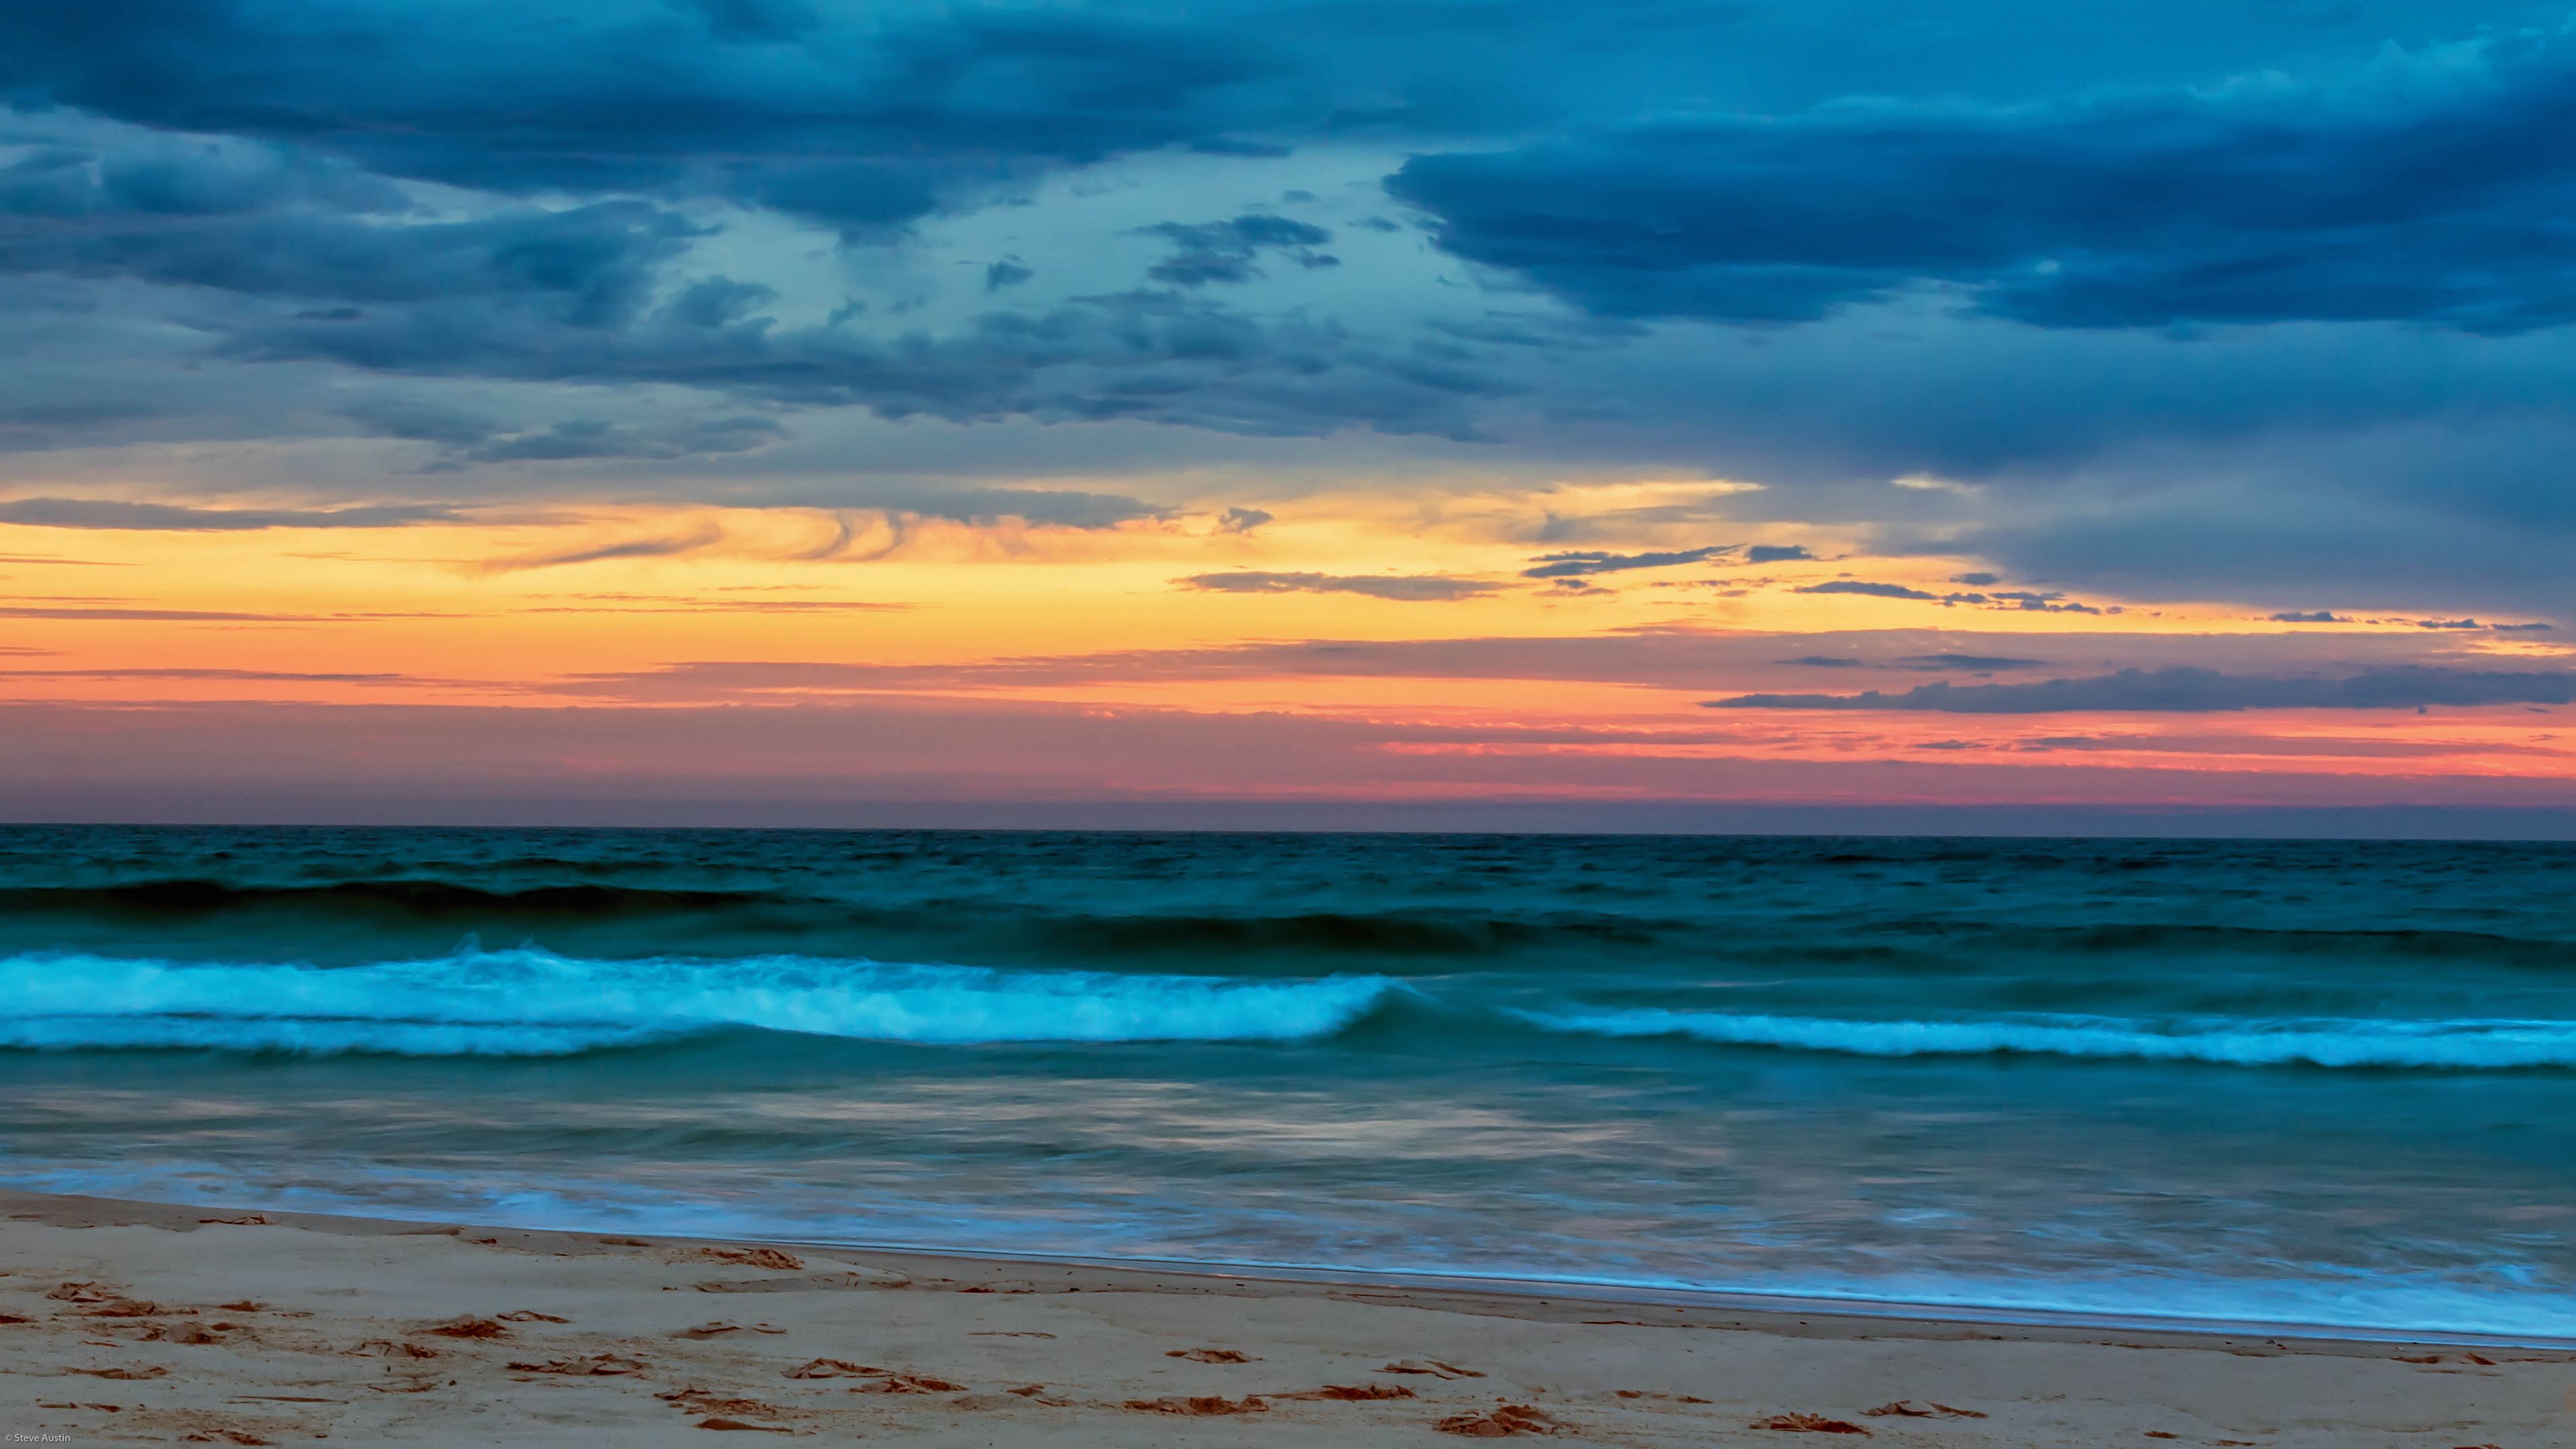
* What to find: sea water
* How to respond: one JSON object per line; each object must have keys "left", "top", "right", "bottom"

{"left": 1, "top": 825, "right": 2569, "bottom": 1338}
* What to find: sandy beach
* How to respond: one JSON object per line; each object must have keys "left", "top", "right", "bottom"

{"left": 0, "top": 1191, "right": 2559, "bottom": 1446}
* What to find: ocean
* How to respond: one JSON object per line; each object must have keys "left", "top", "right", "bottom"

{"left": 2, "top": 824, "right": 2570, "bottom": 1340}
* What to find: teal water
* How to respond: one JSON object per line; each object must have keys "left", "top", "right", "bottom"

{"left": 2, "top": 826, "right": 2571, "bottom": 1336}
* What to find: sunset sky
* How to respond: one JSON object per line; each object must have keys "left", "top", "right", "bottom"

{"left": 3, "top": 0, "right": 2573, "bottom": 832}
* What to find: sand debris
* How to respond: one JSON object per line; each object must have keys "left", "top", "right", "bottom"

{"left": 1006, "top": 1385, "right": 1071, "bottom": 1405}
{"left": 1754, "top": 1411, "right": 1872, "bottom": 1434}
{"left": 46, "top": 1282, "right": 114, "bottom": 1303}
{"left": 675, "top": 1320, "right": 784, "bottom": 1338}
{"left": 659, "top": 1388, "right": 788, "bottom": 1417}
{"left": 347, "top": 1340, "right": 439, "bottom": 1359}
{"left": 1167, "top": 1348, "right": 1254, "bottom": 1363}
{"left": 784, "top": 1357, "right": 884, "bottom": 1379}
{"left": 1278, "top": 1383, "right": 1417, "bottom": 1401}
{"left": 85, "top": 1298, "right": 182, "bottom": 1318}
{"left": 509, "top": 1352, "right": 647, "bottom": 1376}
{"left": 496, "top": 1309, "right": 570, "bottom": 1324}
{"left": 850, "top": 1372, "right": 965, "bottom": 1394}
{"left": 695, "top": 1418, "right": 792, "bottom": 1433}
{"left": 67, "top": 1365, "right": 170, "bottom": 1381}
{"left": 1382, "top": 1358, "right": 1487, "bottom": 1379}
{"left": 425, "top": 1317, "right": 511, "bottom": 1339}
{"left": 1435, "top": 1403, "right": 1562, "bottom": 1436}
{"left": 1866, "top": 1401, "right": 1985, "bottom": 1418}
{"left": 690, "top": 1247, "right": 805, "bottom": 1271}
{"left": 198, "top": 1216, "right": 273, "bottom": 1226}
{"left": 1124, "top": 1394, "right": 1269, "bottom": 1415}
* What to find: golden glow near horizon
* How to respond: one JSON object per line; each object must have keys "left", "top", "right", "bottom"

{"left": 5, "top": 483, "right": 2571, "bottom": 798}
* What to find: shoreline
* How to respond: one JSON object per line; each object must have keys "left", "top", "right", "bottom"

{"left": 1, "top": 1187, "right": 2565, "bottom": 1445}
{"left": 9, "top": 1188, "right": 2563, "bottom": 1352}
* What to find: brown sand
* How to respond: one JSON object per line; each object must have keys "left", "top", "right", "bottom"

{"left": 0, "top": 1190, "right": 2563, "bottom": 1446}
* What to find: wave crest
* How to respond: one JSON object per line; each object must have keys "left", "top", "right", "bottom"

{"left": 0, "top": 950, "right": 1397, "bottom": 1057}
{"left": 1525, "top": 1008, "right": 2576, "bottom": 1070}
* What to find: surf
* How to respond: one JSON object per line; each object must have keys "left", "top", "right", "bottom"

{"left": 1523, "top": 1006, "right": 2576, "bottom": 1069}
{"left": 0, "top": 949, "right": 1400, "bottom": 1057}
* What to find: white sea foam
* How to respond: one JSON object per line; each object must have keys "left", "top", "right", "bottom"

{"left": 0, "top": 949, "right": 1396, "bottom": 1055}
{"left": 1525, "top": 1006, "right": 2576, "bottom": 1069}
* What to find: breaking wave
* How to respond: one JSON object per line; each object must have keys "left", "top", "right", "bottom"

{"left": 1525, "top": 1007, "right": 2576, "bottom": 1069}
{"left": 0, "top": 949, "right": 1398, "bottom": 1057}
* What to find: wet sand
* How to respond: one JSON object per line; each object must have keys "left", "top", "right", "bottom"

{"left": 0, "top": 1189, "right": 2563, "bottom": 1446}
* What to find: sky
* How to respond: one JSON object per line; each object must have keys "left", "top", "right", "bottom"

{"left": 2, "top": 0, "right": 2573, "bottom": 833}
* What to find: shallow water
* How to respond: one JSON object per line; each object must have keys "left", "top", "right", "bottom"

{"left": 3, "top": 825, "right": 2571, "bottom": 1336}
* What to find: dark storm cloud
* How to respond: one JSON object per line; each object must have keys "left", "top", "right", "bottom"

{"left": 1177, "top": 571, "right": 1499, "bottom": 601}
{"left": 0, "top": 134, "right": 697, "bottom": 321}
{"left": 0, "top": 1, "right": 1294, "bottom": 231}
{"left": 0, "top": 498, "right": 465, "bottom": 529}
{"left": 207, "top": 280, "right": 1512, "bottom": 441}
{"left": 1707, "top": 665, "right": 2576, "bottom": 713}
{"left": 4, "top": 1, "right": 2575, "bottom": 625}
{"left": 1390, "top": 37, "right": 2576, "bottom": 332}
{"left": 1521, "top": 545, "right": 1733, "bottom": 578}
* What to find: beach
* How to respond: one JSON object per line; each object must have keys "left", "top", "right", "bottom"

{"left": 0, "top": 1191, "right": 2561, "bottom": 1447}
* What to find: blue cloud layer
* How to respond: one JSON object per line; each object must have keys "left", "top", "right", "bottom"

{"left": 1391, "top": 36, "right": 2576, "bottom": 331}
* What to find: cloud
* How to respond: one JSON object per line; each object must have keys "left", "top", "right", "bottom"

{"left": 1743, "top": 545, "right": 1811, "bottom": 564}
{"left": 1389, "top": 36, "right": 2576, "bottom": 332}
{"left": 0, "top": 498, "right": 464, "bottom": 530}
{"left": 522, "top": 595, "right": 898, "bottom": 614}
{"left": 1521, "top": 545, "right": 1731, "bottom": 579}
{"left": 1988, "top": 590, "right": 2104, "bottom": 615}
{"left": 451, "top": 417, "right": 785, "bottom": 465}
{"left": 1144, "top": 215, "right": 1335, "bottom": 286}
{"left": 789, "top": 489, "right": 1167, "bottom": 548}
{"left": 1706, "top": 665, "right": 2576, "bottom": 714}
{"left": 0, "top": 3, "right": 1298, "bottom": 234}
{"left": 1894, "top": 653, "right": 2046, "bottom": 672}
{"left": 1795, "top": 580, "right": 1936, "bottom": 600}
{"left": 1776, "top": 655, "right": 1862, "bottom": 667}
{"left": 478, "top": 523, "right": 725, "bottom": 573}
{"left": 1214, "top": 506, "right": 1274, "bottom": 534}
{"left": 1, "top": 666, "right": 410, "bottom": 682}
{"left": 0, "top": 604, "right": 332, "bottom": 621}
{"left": 2270, "top": 610, "right": 2346, "bottom": 623}
{"left": 1177, "top": 571, "right": 1499, "bottom": 601}
{"left": 227, "top": 281, "right": 1513, "bottom": 442}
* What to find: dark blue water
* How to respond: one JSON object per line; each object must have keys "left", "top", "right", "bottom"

{"left": 2, "top": 826, "right": 2571, "bottom": 1336}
